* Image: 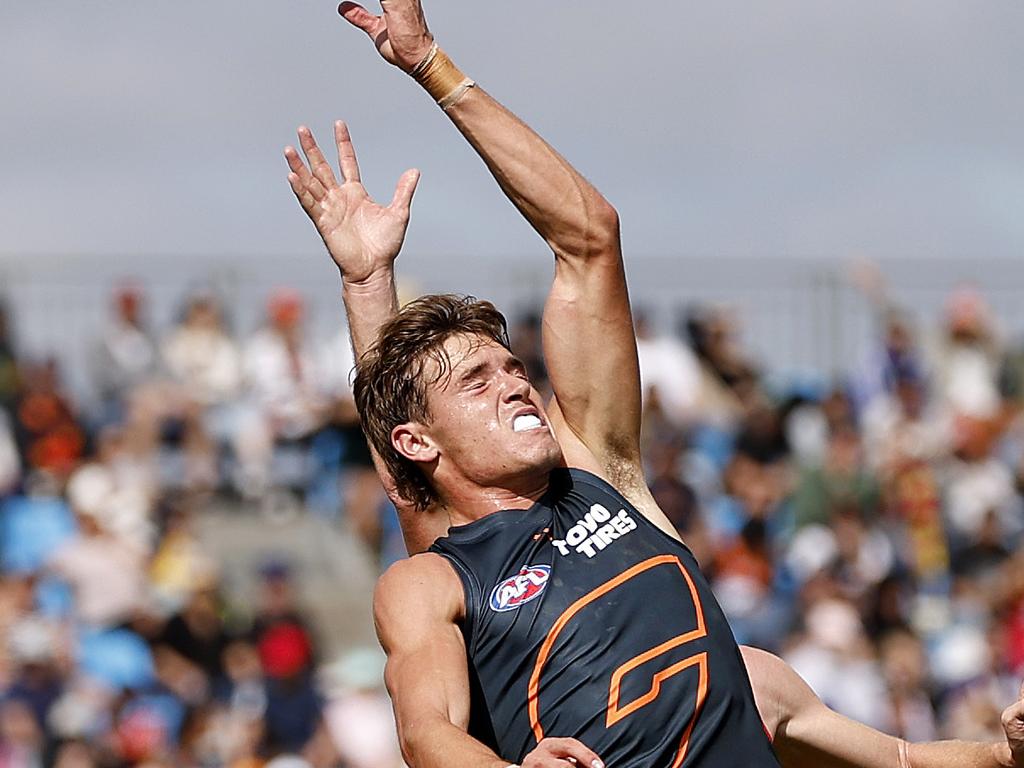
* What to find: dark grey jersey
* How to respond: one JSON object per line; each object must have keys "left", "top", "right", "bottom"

{"left": 429, "top": 468, "right": 781, "bottom": 767}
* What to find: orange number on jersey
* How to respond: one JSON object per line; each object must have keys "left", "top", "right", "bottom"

{"left": 527, "top": 555, "right": 709, "bottom": 768}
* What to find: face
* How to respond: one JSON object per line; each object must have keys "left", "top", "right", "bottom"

{"left": 187, "top": 299, "right": 220, "bottom": 329}
{"left": 394, "top": 334, "right": 563, "bottom": 493}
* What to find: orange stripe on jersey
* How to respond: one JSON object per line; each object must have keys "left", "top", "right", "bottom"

{"left": 671, "top": 653, "right": 709, "bottom": 768}
{"left": 528, "top": 554, "right": 710, "bottom": 768}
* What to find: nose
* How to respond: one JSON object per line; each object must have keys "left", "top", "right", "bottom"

{"left": 500, "top": 371, "right": 531, "bottom": 402}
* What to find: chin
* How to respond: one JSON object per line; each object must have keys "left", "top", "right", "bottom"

{"left": 523, "top": 440, "right": 564, "bottom": 474}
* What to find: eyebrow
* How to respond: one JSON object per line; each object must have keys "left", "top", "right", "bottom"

{"left": 456, "top": 355, "right": 527, "bottom": 386}
{"left": 458, "top": 361, "right": 491, "bottom": 384}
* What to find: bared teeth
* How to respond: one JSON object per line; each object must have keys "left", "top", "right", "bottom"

{"left": 513, "top": 414, "right": 543, "bottom": 432}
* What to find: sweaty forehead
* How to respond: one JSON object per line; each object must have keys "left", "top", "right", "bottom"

{"left": 424, "top": 333, "right": 508, "bottom": 391}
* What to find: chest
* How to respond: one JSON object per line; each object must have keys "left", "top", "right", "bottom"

{"left": 471, "top": 499, "right": 707, "bottom": 660}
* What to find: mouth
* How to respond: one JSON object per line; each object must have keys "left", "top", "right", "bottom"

{"left": 512, "top": 408, "right": 545, "bottom": 433}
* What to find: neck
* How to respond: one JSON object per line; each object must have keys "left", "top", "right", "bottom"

{"left": 441, "top": 474, "right": 551, "bottom": 527}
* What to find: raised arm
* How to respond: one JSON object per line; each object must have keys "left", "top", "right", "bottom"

{"left": 376, "top": 555, "right": 604, "bottom": 768}
{"left": 339, "top": 0, "right": 677, "bottom": 536}
{"left": 284, "top": 121, "right": 447, "bottom": 553}
{"left": 742, "top": 646, "right": 1024, "bottom": 768}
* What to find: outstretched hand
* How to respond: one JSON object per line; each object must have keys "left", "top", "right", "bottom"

{"left": 285, "top": 121, "right": 419, "bottom": 284}
{"left": 338, "top": 0, "right": 434, "bottom": 72}
{"left": 1003, "top": 681, "right": 1024, "bottom": 766}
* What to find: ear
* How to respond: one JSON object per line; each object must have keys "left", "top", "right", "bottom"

{"left": 391, "top": 422, "right": 439, "bottom": 465}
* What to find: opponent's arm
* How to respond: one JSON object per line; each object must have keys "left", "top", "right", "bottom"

{"left": 285, "top": 121, "right": 446, "bottom": 554}
{"left": 376, "top": 555, "right": 604, "bottom": 768}
{"left": 340, "top": 0, "right": 677, "bottom": 537}
{"left": 742, "top": 646, "right": 1024, "bottom": 768}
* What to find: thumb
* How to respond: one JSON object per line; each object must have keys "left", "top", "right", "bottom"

{"left": 390, "top": 169, "right": 421, "bottom": 213}
{"left": 338, "top": 2, "right": 379, "bottom": 35}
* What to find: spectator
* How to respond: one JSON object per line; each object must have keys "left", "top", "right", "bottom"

{"left": 250, "top": 561, "right": 317, "bottom": 675}
{"left": 91, "top": 283, "right": 159, "bottom": 425}
{"left": 878, "top": 629, "right": 938, "bottom": 742}
{"left": 320, "top": 647, "right": 403, "bottom": 768}
{"left": 4, "top": 616, "right": 68, "bottom": 740}
{"left": 785, "top": 596, "right": 891, "bottom": 731}
{"left": 646, "top": 436, "right": 709, "bottom": 561}
{"left": 635, "top": 310, "right": 701, "bottom": 426}
{"left": 944, "top": 416, "right": 1023, "bottom": 550}
{"left": 162, "top": 290, "right": 242, "bottom": 409}
{"left": 931, "top": 286, "right": 1003, "bottom": 420}
{"left": 792, "top": 420, "right": 880, "bottom": 530}
{"left": 148, "top": 496, "right": 218, "bottom": 610}
{"left": 238, "top": 290, "right": 328, "bottom": 497}
{"left": 861, "top": 370, "right": 951, "bottom": 474}
{"left": 48, "top": 464, "right": 147, "bottom": 629}
{"left": 156, "top": 580, "right": 232, "bottom": 684}
{"left": 11, "top": 360, "right": 86, "bottom": 481}
{"left": 243, "top": 290, "right": 327, "bottom": 442}
{"left": 681, "top": 304, "right": 759, "bottom": 430}
{"left": 847, "top": 260, "right": 924, "bottom": 409}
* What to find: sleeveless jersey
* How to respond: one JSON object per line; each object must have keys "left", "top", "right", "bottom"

{"left": 429, "top": 468, "right": 781, "bottom": 768}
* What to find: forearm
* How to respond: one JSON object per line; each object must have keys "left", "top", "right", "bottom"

{"left": 744, "top": 648, "right": 1016, "bottom": 768}
{"left": 340, "top": 269, "right": 400, "bottom": 360}
{"left": 443, "top": 87, "right": 615, "bottom": 256}
{"left": 776, "top": 728, "right": 1009, "bottom": 768}
{"left": 907, "top": 740, "right": 1011, "bottom": 768}
{"left": 775, "top": 698, "right": 1013, "bottom": 768}
{"left": 338, "top": 267, "right": 447, "bottom": 553}
{"left": 412, "top": 54, "right": 617, "bottom": 258}
{"left": 401, "top": 717, "right": 510, "bottom": 768}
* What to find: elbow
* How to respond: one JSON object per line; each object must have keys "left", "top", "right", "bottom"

{"left": 595, "top": 197, "right": 620, "bottom": 231}
{"left": 396, "top": 721, "right": 417, "bottom": 766}
{"left": 396, "top": 718, "right": 435, "bottom": 768}
{"left": 587, "top": 197, "right": 620, "bottom": 255}
{"left": 553, "top": 197, "right": 620, "bottom": 261}
{"left": 398, "top": 734, "right": 417, "bottom": 768}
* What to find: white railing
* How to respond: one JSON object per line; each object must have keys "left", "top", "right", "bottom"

{"left": 2, "top": 254, "right": 1023, "bottom": 402}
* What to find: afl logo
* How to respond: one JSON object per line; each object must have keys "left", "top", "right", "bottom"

{"left": 489, "top": 565, "right": 551, "bottom": 612}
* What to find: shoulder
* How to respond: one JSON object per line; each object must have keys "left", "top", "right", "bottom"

{"left": 561, "top": 463, "right": 684, "bottom": 544}
{"left": 373, "top": 553, "right": 465, "bottom": 635}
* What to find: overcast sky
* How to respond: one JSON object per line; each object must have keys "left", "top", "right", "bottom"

{"left": 2, "top": 0, "right": 1023, "bottom": 265}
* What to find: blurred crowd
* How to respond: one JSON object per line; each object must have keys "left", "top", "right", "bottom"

{"left": 628, "top": 272, "right": 1024, "bottom": 746}
{"left": 2, "top": 268, "right": 1024, "bottom": 765}
{"left": 0, "top": 284, "right": 400, "bottom": 767}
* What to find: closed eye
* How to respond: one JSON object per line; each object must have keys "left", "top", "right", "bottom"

{"left": 507, "top": 357, "right": 529, "bottom": 380}
{"left": 458, "top": 361, "right": 491, "bottom": 391}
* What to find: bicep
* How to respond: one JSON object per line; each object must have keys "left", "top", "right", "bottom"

{"left": 374, "top": 558, "right": 472, "bottom": 743}
{"left": 384, "top": 622, "right": 472, "bottom": 734}
{"left": 543, "top": 244, "right": 642, "bottom": 470}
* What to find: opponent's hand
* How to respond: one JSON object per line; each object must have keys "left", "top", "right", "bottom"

{"left": 338, "top": 0, "right": 434, "bottom": 73}
{"left": 285, "top": 121, "right": 419, "bottom": 285}
{"left": 520, "top": 737, "right": 604, "bottom": 768}
{"left": 1001, "top": 681, "right": 1024, "bottom": 766}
